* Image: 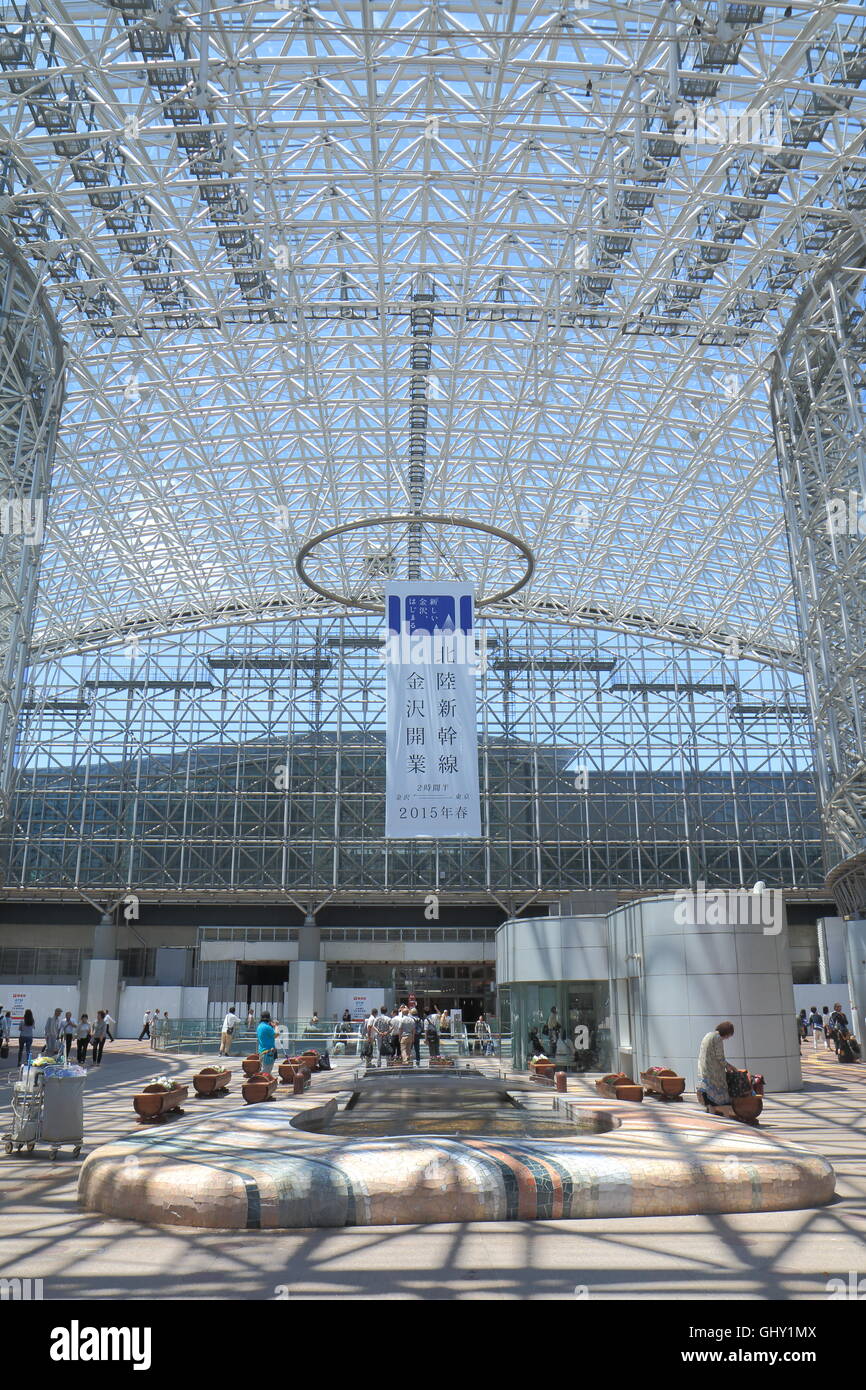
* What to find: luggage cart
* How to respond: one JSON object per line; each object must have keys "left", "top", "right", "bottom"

{"left": 3, "top": 1064, "right": 84, "bottom": 1159}
{"left": 4, "top": 1067, "right": 43, "bottom": 1153}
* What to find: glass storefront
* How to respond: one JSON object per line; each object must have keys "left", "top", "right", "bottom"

{"left": 509, "top": 980, "right": 613, "bottom": 1072}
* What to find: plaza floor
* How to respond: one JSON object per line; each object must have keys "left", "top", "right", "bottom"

{"left": 1, "top": 1040, "right": 863, "bottom": 1300}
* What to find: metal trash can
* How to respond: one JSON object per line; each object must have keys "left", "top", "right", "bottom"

{"left": 41, "top": 1073, "right": 85, "bottom": 1154}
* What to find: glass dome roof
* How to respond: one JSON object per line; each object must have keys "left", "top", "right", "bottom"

{"left": 1, "top": 0, "right": 864, "bottom": 663}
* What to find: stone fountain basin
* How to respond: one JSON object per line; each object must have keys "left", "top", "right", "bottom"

{"left": 79, "top": 1076, "right": 835, "bottom": 1230}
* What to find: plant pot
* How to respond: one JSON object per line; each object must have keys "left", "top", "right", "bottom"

{"left": 192, "top": 1069, "right": 231, "bottom": 1097}
{"left": 732, "top": 1094, "right": 763, "bottom": 1124}
{"left": 278, "top": 1061, "right": 310, "bottom": 1084}
{"left": 133, "top": 1084, "right": 188, "bottom": 1121}
{"left": 530, "top": 1058, "right": 555, "bottom": 1081}
{"left": 242, "top": 1076, "right": 278, "bottom": 1104}
{"left": 241, "top": 1055, "right": 262, "bottom": 1078}
{"left": 596, "top": 1074, "right": 643, "bottom": 1103}
{"left": 640, "top": 1068, "right": 686, "bottom": 1099}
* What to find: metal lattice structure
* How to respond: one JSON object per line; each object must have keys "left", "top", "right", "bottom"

{"left": 772, "top": 240, "right": 866, "bottom": 871}
{"left": 0, "top": 2, "right": 865, "bottom": 663}
{"left": 0, "top": 232, "right": 63, "bottom": 815}
{"left": 1, "top": 618, "right": 822, "bottom": 905}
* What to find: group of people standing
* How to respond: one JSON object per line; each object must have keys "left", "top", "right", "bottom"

{"left": 1, "top": 1005, "right": 114, "bottom": 1067}
{"left": 137, "top": 1008, "right": 170, "bottom": 1045}
{"left": 358, "top": 1005, "right": 494, "bottom": 1066}
{"left": 798, "top": 1003, "right": 860, "bottom": 1062}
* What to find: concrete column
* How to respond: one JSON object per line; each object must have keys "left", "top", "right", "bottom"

{"left": 843, "top": 918, "right": 866, "bottom": 1045}
{"left": 81, "top": 912, "right": 120, "bottom": 1022}
{"left": 79, "top": 959, "right": 120, "bottom": 1024}
{"left": 92, "top": 912, "right": 117, "bottom": 960}
{"left": 634, "top": 893, "right": 802, "bottom": 1093}
{"left": 817, "top": 916, "right": 848, "bottom": 985}
{"left": 286, "top": 912, "right": 326, "bottom": 1023}
{"left": 286, "top": 961, "right": 327, "bottom": 1023}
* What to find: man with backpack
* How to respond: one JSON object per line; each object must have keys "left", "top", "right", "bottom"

{"left": 411, "top": 1007, "right": 423, "bottom": 1066}
{"left": 372, "top": 1007, "right": 392, "bottom": 1067}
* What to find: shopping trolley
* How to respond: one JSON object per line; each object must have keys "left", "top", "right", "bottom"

{"left": 3, "top": 1061, "right": 84, "bottom": 1159}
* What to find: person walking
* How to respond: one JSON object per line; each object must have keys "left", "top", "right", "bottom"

{"left": 138, "top": 1008, "right": 152, "bottom": 1042}
{"left": 797, "top": 1009, "right": 808, "bottom": 1044}
{"left": 0, "top": 1008, "right": 10, "bottom": 1059}
{"left": 103, "top": 1009, "right": 115, "bottom": 1043}
{"left": 17, "top": 1009, "right": 35, "bottom": 1066}
{"left": 822, "top": 1005, "right": 833, "bottom": 1049}
{"left": 43, "top": 1007, "right": 63, "bottom": 1057}
{"left": 246, "top": 1005, "right": 255, "bottom": 1033}
{"left": 256, "top": 1011, "right": 277, "bottom": 1073}
{"left": 546, "top": 1005, "right": 562, "bottom": 1050}
{"left": 696, "top": 1021, "right": 737, "bottom": 1118}
{"left": 76, "top": 1015, "right": 92, "bottom": 1064}
{"left": 808, "top": 1006, "right": 824, "bottom": 1051}
{"left": 410, "top": 1008, "right": 423, "bottom": 1066}
{"left": 60, "top": 1011, "right": 77, "bottom": 1060}
{"left": 474, "top": 1012, "right": 492, "bottom": 1056}
{"left": 91, "top": 1011, "right": 108, "bottom": 1066}
{"left": 220, "top": 1006, "right": 240, "bottom": 1056}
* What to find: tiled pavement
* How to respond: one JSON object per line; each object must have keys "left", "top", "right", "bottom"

{"left": 1, "top": 1041, "right": 864, "bottom": 1300}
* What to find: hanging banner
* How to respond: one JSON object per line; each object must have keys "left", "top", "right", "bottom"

{"left": 384, "top": 581, "right": 482, "bottom": 838}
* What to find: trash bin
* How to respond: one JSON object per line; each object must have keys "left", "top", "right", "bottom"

{"left": 40, "top": 1072, "right": 85, "bottom": 1148}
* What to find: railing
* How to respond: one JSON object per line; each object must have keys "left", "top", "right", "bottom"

{"left": 153, "top": 1018, "right": 512, "bottom": 1065}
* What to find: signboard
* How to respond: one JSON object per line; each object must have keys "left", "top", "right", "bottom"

{"left": 11, "top": 991, "right": 27, "bottom": 1024}
{"left": 384, "top": 581, "right": 481, "bottom": 838}
{"left": 351, "top": 995, "right": 370, "bottom": 1021}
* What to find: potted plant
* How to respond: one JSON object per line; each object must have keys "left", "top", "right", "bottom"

{"left": 192, "top": 1065, "right": 232, "bottom": 1097}
{"left": 133, "top": 1076, "right": 189, "bottom": 1121}
{"left": 241, "top": 1070, "right": 278, "bottom": 1104}
{"left": 529, "top": 1055, "right": 556, "bottom": 1082}
{"left": 241, "top": 1054, "right": 262, "bottom": 1078}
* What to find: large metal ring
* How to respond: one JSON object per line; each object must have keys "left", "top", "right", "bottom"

{"left": 295, "top": 513, "right": 535, "bottom": 611}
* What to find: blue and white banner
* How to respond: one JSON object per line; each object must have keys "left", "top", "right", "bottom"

{"left": 384, "top": 581, "right": 482, "bottom": 838}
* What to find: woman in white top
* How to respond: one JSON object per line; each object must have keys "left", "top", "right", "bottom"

{"left": 76, "top": 1015, "right": 92, "bottom": 1064}
{"left": 60, "top": 1012, "right": 77, "bottom": 1060}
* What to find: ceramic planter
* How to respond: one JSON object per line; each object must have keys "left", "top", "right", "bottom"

{"left": 241, "top": 1055, "right": 262, "bottom": 1078}
{"left": 133, "top": 1084, "right": 188, "bottom": 1121}
{"left": 640, "top": 1068, "right": 686, "bottom": 1100}
{"left": 242, "top": 1075, "right": 278, "bottom": 1104}
{"left": 192, "top": 1069, "right": 231, "bottom": 1097}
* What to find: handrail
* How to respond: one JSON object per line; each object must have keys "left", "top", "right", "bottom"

{"left": 153, "top": 1018, "right": 512, "bottom": 1060}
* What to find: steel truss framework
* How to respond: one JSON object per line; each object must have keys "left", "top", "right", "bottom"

{"left": 1, "top": 617, "right": 822, "bottom": 905}
{"left": 772, "top": 243, "right": 866, "bottom": 870}
{"left": 0, "top": 2, "right": 864, "bottom": 662}
{"left": 0, "top": 233, "right": 63, "bottom": 816}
